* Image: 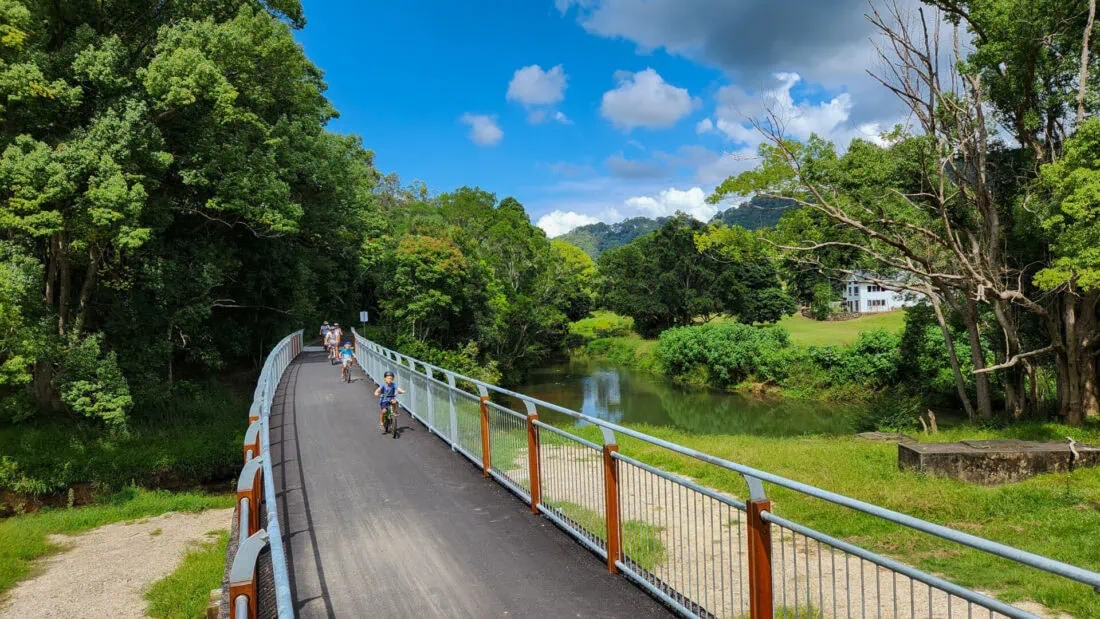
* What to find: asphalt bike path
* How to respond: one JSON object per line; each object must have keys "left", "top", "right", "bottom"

{"left": 270, "top": 351, "right": 673, "bottom": 618}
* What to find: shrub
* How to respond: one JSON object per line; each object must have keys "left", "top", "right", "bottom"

{"left": 809, "top": 283, "right": 837, "bottom": 321}
{"left": 567, "top": 311, "right": 635, "bottom": 347}
{"left": 656, "top": 322, "right": 795, "bottom": 387}
{"left": 807, "top": 329, "right": 901, "bottom": 388}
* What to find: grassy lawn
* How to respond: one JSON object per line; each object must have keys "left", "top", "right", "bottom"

{"left": 145, "top": 529, "right": 230, "bottom": 619}
{"left": 772, "top": 311, "right": 906, "bottom": 347}
{"left": 561, "top": 420, "right": 1100, "bottom": 617}
{"left": 0, "top": 487, "right": 234, "bottom": 597}
{"left": 545, "top": 500, "right": 666, "bottom": 572}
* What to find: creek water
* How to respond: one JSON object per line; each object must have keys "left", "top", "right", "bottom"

{"left": 508, "top": 358, "right": 867, "bottom": 437}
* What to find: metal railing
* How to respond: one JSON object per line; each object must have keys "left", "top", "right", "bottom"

{"left": 353, "top": 330, "right": 1100, "bottom": 619}
{"left": 230, "top": 330, "right": 302, "bottom": 619}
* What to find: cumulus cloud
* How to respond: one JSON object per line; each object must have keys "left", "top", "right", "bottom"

{"left": 710, "top": 72, "right": 889, "bottom": 150}
{"left": 558, "top": 0, "right": 934, "bottom": 130}
{"left": 537, "top": 210, "right": 600, "bottom": 237}
{"left": 625, "top": 187, "right": 717, "bottom": 221}
{"left": 600, "top": 68, "right": 699, "bottom": 130}
{"left": 696, "top": 118, "right": 714, "bottom": 134}
{"left": 507, "top": 64, "right": 568, "bottom": 105}
{"left": 460, "top": 113, "right": 503, "bottom": 146}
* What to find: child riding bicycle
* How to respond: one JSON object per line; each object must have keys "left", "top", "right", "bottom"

{"left": 373, "top": 371, "right": 406, "bottom": 433}
{"left": 339, "top": 341, "right": 356, "bottom": 380}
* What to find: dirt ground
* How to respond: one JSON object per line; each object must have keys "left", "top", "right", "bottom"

{"left": 0, "top": 508, "right": 233, "bottom": 619}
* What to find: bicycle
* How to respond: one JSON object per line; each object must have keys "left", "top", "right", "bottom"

{"left": 342, "top": 359, "right": 353, "bottom": 383}
{"left": 382, "top": 400, "right": 398, "bottom": 438}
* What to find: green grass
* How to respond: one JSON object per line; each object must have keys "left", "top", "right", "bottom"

{"left": 545, "top": 500, "right": 666, "bottom": 572}
{"left": 773, "top": 311, "right": 906, "bottom": 347}
{"left": 0, "top": 487, "right": 233, "bottom": 597}
{"left": 560, "top": 420, "right": 1100, "bottom": 617}
{"left": 145, "top": 529, "right": 230, "bottom": 619}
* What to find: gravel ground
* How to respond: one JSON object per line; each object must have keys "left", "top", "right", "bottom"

{"left": 0, "top": 508, "right": 233, "bottom": 619}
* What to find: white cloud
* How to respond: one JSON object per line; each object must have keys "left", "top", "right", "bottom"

{"left": 507, "top": 64, "right": 568, "bottom": 106}
{"left": 711, "top": 72, "right": 890, "bottom": 150}
{"left": 695, "top": 117, "right": 714, "bottom": 134}
{"left": 694, "top": 148, "right": 758, "bottom": 184}
{"left": 552, "top": 110, "right": 573, "bottom": 124}
{"left": 600, "top": 68, "right": 699, "bottom": 130}
{"left": 624, "top": 186, "right": 717, "bottom": 221}
{"left": 460, "top": 113, "right": 503, "bottom": 146}
{"left": 537, "top": 210, "right": 600, "bottom": 237}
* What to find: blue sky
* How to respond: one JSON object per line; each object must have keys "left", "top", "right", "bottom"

{"left": 295, "top": 0, "right": 904, "bottom": 236}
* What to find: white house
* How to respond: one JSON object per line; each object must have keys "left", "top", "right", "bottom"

{"left": 841, "top": 271, "right": 922, "bottom": 313}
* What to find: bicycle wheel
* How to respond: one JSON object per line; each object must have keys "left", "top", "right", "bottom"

{"left": 390, "top": 403, "right": 398, "bottom": 439}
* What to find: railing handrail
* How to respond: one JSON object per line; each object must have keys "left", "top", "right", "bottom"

{"left": 353, "top": 329, "right": 1100, "bottom": 594}
{"left": 231, "top": 329, "right": 302, "bottom": 619}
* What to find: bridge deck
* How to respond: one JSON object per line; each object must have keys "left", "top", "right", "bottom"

{"left": 271, "top": 352, "right": 671, "bottom": 618}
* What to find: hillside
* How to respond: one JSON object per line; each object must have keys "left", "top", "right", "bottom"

{"left": 709, "top": 196, "right": 799, "bottom": 229}
{"left": 558, "top": 196, "right": 799, "bottom": 259}
{"left": 557, "top": 217, "right": 667, "bottom": 259}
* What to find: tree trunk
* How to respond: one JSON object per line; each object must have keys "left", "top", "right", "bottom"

{"left": 929, "top": 288, "right": 976, "bottom": 420}
{"left": 962, "top": 297, "right": 995, "bottom": 419}
{"left": 1078, "top": 0, "right": 1097, "bottom": 125}
{"left": 1050, "top": 291, "right": 1100, "bottom": 425}
{"left": 57, "top": 235, "right": 70, "bottom": 337}
{"left": 72, "top": 246, "right": 100, "bottom": 336}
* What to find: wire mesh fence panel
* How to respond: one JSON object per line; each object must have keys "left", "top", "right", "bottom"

{"left": 486, "top": 402, "right": 531, "bottom": 501}
{"left": 765, "top": 517, "right": 1040, "bottom": 619}
{"left": 534, "top": 421, "right": 608, "bottom": 558}
{"left": 613, "top": 454, "right": 749, "bottom": 619}
{"left": 413, "top": 371, "right": 429, "bottom": 424}
{"left": 428, "top": 379, "right": 452, "bottom": 441}
{"left": 451, "top": 389, "right": 484, "bottom": 465}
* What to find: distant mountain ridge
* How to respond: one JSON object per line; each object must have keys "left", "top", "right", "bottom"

{"left": 557, "top": 196, "right": 798, "bottom": 259}
{"left": 557, "top": 216, "right": 668, "bottom": 259}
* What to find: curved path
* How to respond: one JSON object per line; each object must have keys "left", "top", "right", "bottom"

{"left": 270, "top": 352, "right": 672, "bottom": 618}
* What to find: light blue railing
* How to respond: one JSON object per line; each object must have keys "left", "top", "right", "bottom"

{"left": 230, "top": 330, "right": 302, "bottom": 619}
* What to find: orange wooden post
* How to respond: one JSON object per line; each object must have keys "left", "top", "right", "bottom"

{"left": 228, "top": 581, "right": 256, "bottom": 619}
{"left": 526, "top": 413, "right": 541, "bottom": 513}
{"left": 747, "top": 498, "right": 774, "bottom": 619}
{"left": 479, "top": 395, "right": 491, "bottom": 477}
{"left": 603, "top": 443, "right": 621, "bottom": 574}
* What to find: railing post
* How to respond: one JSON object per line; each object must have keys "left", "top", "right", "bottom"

{"left": 242, "top": 421, "right": 261, "bottom": 464}
{"left": 237, "top": 457, "right": 263, "bottom": 537}
{"left": 424, "top": 365, "right": 435, "bottom": 433}
{"left": 446, "top": 372, "right": 459, "bottom": 451}
{"left": 228, "top": 529, "right": 268, "bottom": 619}
{"left": 523, "top": 400, "right": 541, "bottom": 514}
{"left": 478, "top": 385, "right": 491, "bottom": 476}
{"left": 744, "top": 475, "right": 773, "bottom": 619}
{"left": 602, "top": 437, "right": 621, "bottom": 574}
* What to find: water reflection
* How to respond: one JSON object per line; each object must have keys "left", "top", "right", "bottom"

{"left": 508, "top": 359, "right": 865, "bottom": 437}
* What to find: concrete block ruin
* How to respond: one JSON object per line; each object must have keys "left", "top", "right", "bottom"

{"left": 898, "top": 439, "right": 1100, "bottom": 485}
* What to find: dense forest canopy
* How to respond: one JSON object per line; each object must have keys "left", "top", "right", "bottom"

{"left": 0, "top": 0, "right": 585, "bottom": 426}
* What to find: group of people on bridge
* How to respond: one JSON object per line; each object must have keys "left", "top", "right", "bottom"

{"left": 319, "top": 321, "right": 405, "bottom": 433}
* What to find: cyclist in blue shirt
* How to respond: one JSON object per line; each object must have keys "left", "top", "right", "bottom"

{"left": 338, "top": 341, "right": 356, "bottom": 381}
{"left": 373, "top": 371, "right": 406, "bottom": 433}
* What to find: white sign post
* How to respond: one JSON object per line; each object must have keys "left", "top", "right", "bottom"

{"left": 359, "top": 310, "right": 369, "bottom": 323}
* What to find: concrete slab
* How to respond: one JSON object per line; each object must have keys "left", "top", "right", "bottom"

{"left": 898, "top": 439, "right": 1100, "bottom": 485}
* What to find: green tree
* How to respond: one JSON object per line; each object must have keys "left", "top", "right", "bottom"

{"left": 600, "top": 215, "right": 793, "bottom": 337}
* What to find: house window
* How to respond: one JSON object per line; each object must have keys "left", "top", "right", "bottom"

{"left": 867, "top": 299, "right": 886, "bottom": 308}
{"left": 867, "top": 284, "right": 883, "bottom": 293}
